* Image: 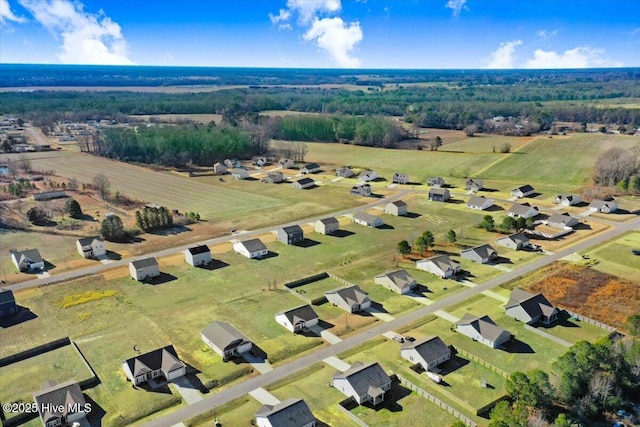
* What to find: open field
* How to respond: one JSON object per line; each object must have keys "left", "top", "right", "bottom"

{"left": 583, "top": 231, "right": 640, "bottom": 280}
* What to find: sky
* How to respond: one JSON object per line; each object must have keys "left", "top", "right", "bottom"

{"left": 1, "top": 0, "right": 639, "bottom": 69}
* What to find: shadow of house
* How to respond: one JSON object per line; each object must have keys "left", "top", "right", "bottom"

{"left": 404, "top": 212, "right": 422, "bottom": 219}
{"left": 502, "top": 338, "right": 534, "bottom": 354}
{"left": 145, "top": 272, "right": 178, "bottom": 285}
{"left": 377, "top": 224, "right": 395, "bottom": 230}
{"left": 437, "top": 354, "right": 470, "bottom": 376}
{"left": 294, "top": 238, "right": 321, "bottom": 248}
{"left": 84, "top": 394, "right": 106, "bottom": 427}
{"left": 329, "top": 230, "right": 355, "bottom": 238}
{"left": 484, "top": 204, "right": 505, "bottom": 212}
{"left": 0, "top": 306, "right": 38, "bottom": 328}
{"left": 199, "top": 260, "right": 230, "bottom": 271}
{"left": 105, "top": 250, "right": 122, "bottom": 260}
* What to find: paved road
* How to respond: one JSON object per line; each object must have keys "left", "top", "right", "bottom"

{"left": 143, "top": 216, "right": 639, "bottom": 427}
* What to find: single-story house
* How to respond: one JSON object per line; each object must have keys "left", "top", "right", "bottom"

{"left": 315, "top": 217, "right": 339, "bottom": 235}
{"left": 275, "top": 305, "right": 319, "bottom": 333}
{"left": 255, "top": 398, "right": 316, "bottom": 427}
{"left": 547, "top": 212, "right": 580, "bottom": 228}
{"left": 201, "top": 321, "right": 253, "bottom": 361}
{"left": 230, "top": 168, "right": 250, "bottom": 180}
{"left": 427, "top": 177, "right": 445, "bottom": 187}
{"left": 384, "top": 200, "right": 408, "bottom": 216}
{"left": 233, "top": 238, "right": 268, "bottom": 259}
{"left": 511, "top": 185, "right": 535, "bottom": 198}
{"left": 400, "top": 336, "right": 451, "bottom": 372}
{"left": 507, "top": 202, "right": 539, "bottom": 219}
{"left": 392, "top": 172, "right": 409, "bottom": 185}
{"left": 455, "top": 314, "right": 512, "bottom": 348}
{"left": 129, "top": 257, "right": 160, "bottom": 281}
{"left": 416, "top": 255, "right": 460, "bottom": 279}
{"left": 76, "top": 236, "right": 106, "bottom": 259}
{"left": 496, "top": 233, "right": 531, "bottom": 250}
{"left": 252, "top": 156, "right": 267, "bottom": 166}
{"left": 292, "top": 177, "right": 315, "bottom": 189}
{"left": 184, "top": 245, "right": 211, "bottom": 267}
{"left": 262, "top": 171, "right": 284, "bottom": 184}
{"left": 213, "top": 162, "right": 227, "bottom": 174}
{"left": 504, "top": 288, "right": 560, "bottom": 325}
{"left": 325, "top": 285, "right": 371, "bottom": 313}
{"left": 589, "top": 199, "right": 618, "bottom": 213}
{"left": 122, "top": 345, "right": 186, "bottom": 386}
{"left": 0, "top": 288, "right": 18, "bottom": 318}
{"left": 352, "top": 212, "right": 384, "bottom": 228}
{"left": 301, "top": 163, "right": 321, "bottom": 174}
{"left": 467, "top": 195, "right": 494, "bottom": 211}
{"left": 374, "top": 269, "right": 417, "bottom": 294}
{"left": 336, "top": 166, "right": 354, "bottom": 178}
{"left": 278, "top": 158, "right": 295, "bottom": 169}
{"left": 11, "top": 248, "right": 45, "bottom": 272}
{"left": 33, "top": 380, "right": 88, "bottom": 427}
{"left": 32, "top": 190, "right": 66, "bottom": 201}
{"left": 554, "top": 194, "right": 582, "bottom": 206}
{"left": 465, "top": 178, "right": 484, "bottom": 192}
{"left": 277, "top": 225, "right": 304, "bottom": 245}
{"left": 358, "top": 170, "right": 378, "bottom": 182}
{"left": 428, "top": 188, "right": 450, "bottom": 202}
{"left": 350, "top": 183, "right": 371, "bottom": 197}
{"left": 331, "top": 362, "right": 392, "bottom": 406}
{"left": 460, "top": 244, "right": 498, "bottom": 264}
{"left": 224, "top": 158, "right": 242, "bottom": 168}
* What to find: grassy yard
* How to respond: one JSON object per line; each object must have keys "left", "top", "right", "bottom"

{"left": 582, "top": 231, "right": 640, "bottom": 281}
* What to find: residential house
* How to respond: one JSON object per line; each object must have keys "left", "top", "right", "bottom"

{"left": 292, "top": 177, "right": 315, "bottom": 189}
{"left": 336, "top": 166, "right": 354, "bottom": 178}
{"left": 392, "top": 173, "right": 409, "bottom": 185}
{"left": 201, "top": 321, "right": 253, "bottom": 361}
{"left": 428, "top": 188, "right": 450, "bottom": 202}
{"left": 230, "top": 168, "right": 250, "bottom": 180}
{"left": 184, "top": 245, "right": 211, "bottom": 267}
{"left": 511, "top": 185, "right": 535, "bottom": 198}
{"left": 224, "top": 158, "right": 241, "bottom": 168}
{"left": 255, "top": 398, "right": 316, "bottom": 427}
{"left": 301, "top": 163, "right": 321, "bottom": 174}
{"left": 460, "top": 244, "right": 498, "bottom": 264}
{"left": 504, "top": 289, "right": 560, "bottom": 325}
{"left": 467, "top": 195, "right": 494, "bottom": 211}
{"left": 33, "top": 380, "right": 88, "bottom": 427}
{"left": 331, "top": 362, "right": 392, "bottom": 406}
{"left": 400, "top": 336, "right": 451, "bottom": 372}
{"left": 122, "top": 345, "right": 186, "bottom": 386}
{"left": 427, "top": 177, "right": 445, "bottom": 187}
{"left": 315, "top": 217, "right": 339, "bottom": 235}
{"left": 213, "top": 162, "right": 227, "bottom": 174}
{"left": 262, "top": 171, "right": 284, "bottom": 184}
{"left": 10, "top": 248, "right": 45, "bottom": 272}
{"left": 129, "top": 257, "right": 160, "bottom": 281}
{"left": 233, "top": 238, "right": 268, "bottom": 259}
{"left": 496, "top": 233, "right": 531, "bottom": 250}
{"left": 507, "top": 202, "right": 539, "bottom": 219}
{"left": 465, "top": 178, "right": 484, "bottom": 192}
{"left": 374, "top": 269, "right": 417, "bottom": 294}
{"left": 455, "top": 314, "right": 512, "bottom": 348}
{"left": 32, "top": 190, "right": 66, "bottom": 201}
{"left": 325, "top": 285, "right": 371, "bottom": 313}
{"left": 554, "top": 194, "right": 582, "bottom": 206}
{"left": 278, "top": 158, "right": 295, "bottom": 169}
{"left": 384, "top": 200, "right": 408, "bottom": 216}
{"left": 277, "top": 225, "right": 304, "bottom": 245}
{"left": 358, "top": 170, "right": 378, "bottom": 182}
{"left": 416, "top": 255, "right": 460, "bottom": 279}
{"left": 350, "top": 183, "right": 372, "bottom": 197}
{"left": 589, "top": 199, "right": 618, "bottom": 213}
{"left": 0, "top": 288, "right": 18, "bottom": 317}
{"left": 547, "top": 212, "right": 580, "bottom": 228}
{"left": 275, "top": 305, "right": 319, "bottom": 333}
{"left": 252, "top": 156, "right": 267, "bottom": 166}
{"left": 76, "top": 236, "right": 106, "bottom": 259}
{"left": 352, "top": 212, "right": 384, "bottom": 228}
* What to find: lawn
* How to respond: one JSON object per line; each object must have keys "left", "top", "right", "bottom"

{"left": 583, "top": 231, "right": 640, "bottom": 281}
{"left": 187, "top": 395, "right": 263, "bottom": 427}
{"left": 291, "top": 276, "right": 346, "bottom": 301}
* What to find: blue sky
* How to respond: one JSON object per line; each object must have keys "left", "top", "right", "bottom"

{"left": 1, "top": 0, "right": 639, "bottom": 68}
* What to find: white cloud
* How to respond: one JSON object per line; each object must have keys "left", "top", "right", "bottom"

{"left": 18, "top": 0, "right": 134, "bottom": 65}
{"left": 445, "top": 0, "right": 468, "bottom": 16}
{"left": 525, "top": 46, "right": 623, "bottom": 68}
{"left": 536, "top": 29, "right": 558, "bottom": 40}
{"left": 286, "top": 0, "right": 341, "bottom": 24}
{"left": 303, "top": 17, "right": 362, "bottom": 67}
{"left": 1, "top": 0, "right": 25, "bottom": 23}
{"left": 269, "top": 8, "right": 290, "bottom": 24}
{"left": 486, "top": 40, "right": 522, "bottom": 69}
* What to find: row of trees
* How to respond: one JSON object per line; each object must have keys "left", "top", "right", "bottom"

{"left": 397, "top": 229, "right": 458, "bottom": 258}
{"left": 477, "top": 214, "right": 533, "bottom": 234}
{"left": 593, "top": 147, "right": 640, "bottom": 187}
{"left": 135, "top": 206, "right": 173, "bottom": 232}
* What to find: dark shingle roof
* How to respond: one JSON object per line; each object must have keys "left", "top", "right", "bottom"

{"left": 499, "top": 233, "right": 529, "bottom": 245}
{"left": 33, "top": 380, "right": 86, "bottom": 423}
{"left": 12, "top": 248, "right": 43, "bottom": 264}
{"left": 318, "top": 217, "right": 338, "bottom": 226}
{"left": 281, "top": 225, "right": 303, "bottom": 235}
{"left": 123, "top": 345, "right": 185, "bottom": 377}
{"left": 374, "top": 270, "right": 416, "bottom": 291}
{"left": 461, "top": 244, "right": 497, "bottom": 260}
{"left": 131, "top": 257, "right": 158, "bottom": 269}
{"left": 508, "top": 203, "right": 537, "bottom": 216}
{"left": 505, "top": 289, "right": 557, "bottom": 319}
{"left": 429, "top": 188, "right": 448, "bottom": 196}
{"left": 240, "top": 238, "right": 267, "bottom": 253}
{"left": 402, "top": 336, "right": 450, "bottom": 363}
{"left": 389, "top": 200, "right": 407, "bottom": 208}
{"left": 326, "top": 285, "right": 370, "bottom": 306}
{"left": 0, "top": 288, "right": 16, "bottom": 305}
{"left": 353, "top": 212, "right": 381, "bottom": 224}
{"left": 303, "top": 163, "right": 320, "bottom": 169}
{"left": 456, "top": 314, "right": 509, "bottom": 342}
{"left": 296, "top": 177, "right": 315, "bottom": 185}
{"left": 277, "top": 305, "right": 319, "bottom": 324}
{"left": 333, "top": 362, "right": 391, "bottom": 397}
{"left": 187, "top": 245, "right": 210, "bottom": 255}
{"left": 256, "top": 398, "right": 315, "bottom": 426}
{"left": 201, "top": 321, "right": 251, "bottom": 351}
{"left": 467, "top": 195, "right": 490, "bottom": 207}
{"left": 514, "top": 184, "right": 534, "bottom": 193}
{"left": 77, "top": 236, "right": 103, "bottom": 246}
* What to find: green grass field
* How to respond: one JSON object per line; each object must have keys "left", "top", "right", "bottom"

{"left": 582, "top": 231, "right": 640, "bottom": 281}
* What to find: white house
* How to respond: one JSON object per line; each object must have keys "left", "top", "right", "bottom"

{"left": 201, "top": 321, "right": 253, "bottom": 361}
{"left": 374, "top": 269, "right": 417, "bottom": 294}
{"left": 292, "top": 177, "right": 315, "bottom": 189}
{"left": 455, "top": 314, "right": 512, "bottom": 349}
{"left": 255, "top": 398, "right": 316, "bottom": 427}
{"left": 76, "top": 236, "right": 106, "bottom": 259}
{"left": 230, "top": 168, "right": 250, "bottom": 180}
{"left": 233, "top": 238, "right": 268, "bottom": 259}
{"left": 278, "top": 158, "right": 295, "bottom": 169}
{"left": 301, "top": 163, "right": 321, "bottom": 174}
{"left": 384, "top": 201, "right": 408, "bottom": 216}
{"left": 589, "top": 199, "right": 618, "bottom": 213}
{"left": 122, "top": 345, "right": 186, "bottom": 386}
{"left": 33, "top": 380, "right": 88, "bottom": 427}
{"left": 315, "top": 217, "right": 339, "bottom": 235}
{"left": 275, "top": 305, "right": 319, "bottom": 333}
{"left": 465, "top": 178, "right": 484, "bottom": 192}
{"left": 336, "top": 167, "right": 354, "bottom": 178}
{"left": 358, "top": 170, "right": 379, "bottom": 182}
{"left": 392, "top": 173, "right": 409, "bottom": 184}
{"left": 10, "top": 249, "right": 45, "bottom": 272}
{"left": 325, "top": 285, "right": 371, "bottom": 313}
{"left": 507, "top": 202, "right": 539, "bottom": 219}
{"left": 184, "top": 245, "right": 212, "bottom": 267}
{"left": 554, "top": 194, "right": 582, "bottom": 206}
{"left": 460, "top": 244, "right": 498, "bottom": 264}
{"left": 416, "top": 255, "right": 460, "bottom": 279}
{"left": 129, "top": 257, "right": 160, "bottom": 281}
{"left": 400, "top": 336, "right": 451, "bottom": 372}
{"left": 352, "top": 212, "right": 384, "bottom": 228}
{"left": 496, "top": 233, "right": 531, "bottom": 250}
{"left": 331, "top": 362, "right": 392, "bottom": 406}
{"left": 511, "top": 185, "right": 535, "bottom": 198}
{"left": 504, "top": 289, "right": 559, "bottom": 325}
{"left": 213, "top": 162, "right": 227, "bottom": 174}
{"left": 466, "top": 196, "right": 493, "bottom": 211}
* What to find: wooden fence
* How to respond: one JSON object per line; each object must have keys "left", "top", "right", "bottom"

{"left": 562, "top": 308, "right": 617, "bottom": 333}
{"left": 453, "top": 347, "right": 511, "bottom": 379}
{"left": 327, "top": 272, "right": 359, "bottom": 288}
{"left": 336, "top": 403, "right": 370, "bottom": 427}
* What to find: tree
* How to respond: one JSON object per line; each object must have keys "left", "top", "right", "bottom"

{"left": 499, "top": 216, "right": 517, "bottom": 233}
{"left": 17, "top": 154, "right": 32, "bottom": 173}
{"left": 26, "top": 207, "right": 48, "bottom": 225}
{"left": 92, "top": 174, "right": 111, "bottom": 199}
{"left": 101, "top": 215, "right": 128, "bottom": 242}
{"left": 446, "top": 229, "right": 457, "bottom": 245}
{"left": 422, "top": 231, "right": 435, "bottom": 249}
{"left": 631, "top": 176, "right": 640, "bottom": 193}
{"left": 67, "top": 177, "right": 79, "bottom": 191}
{"left": 489, "top": 401, "right": 528, "bottom": 427}
{"left": 553, "top": 413, "right": 571, "bottom": 427}
{"left": 626, "top": 314, "right": 640, "bottom": 338}
{"left": 506, "top": 369, "right": 554, "bottom": 412}
{"left": 415, "top": 236, "right": 429, "bottom": 256}
{"left": 593, "top": 147, "right": 638, "bottom": 187}
{"left": 429, "top": 136, "right": 443, "bottom": 151}
{"left": 499, "top": 142, "right": 512, "bottom": 153}
{"left": 479, "top": 215, "right": 495, "bottom": 231}
{"left": 397, "top": 240, "right": 411, "bottom": 258}
{"left": 64, "top": 198, "right": 83, "bottom": 219}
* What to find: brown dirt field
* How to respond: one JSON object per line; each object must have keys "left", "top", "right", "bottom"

{"left": 522, "top": 262, "right": 639, "bottom": 330}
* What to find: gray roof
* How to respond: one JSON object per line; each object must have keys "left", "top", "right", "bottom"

{"left": 467, "top": 195, "right": 490, "bottom": 207}
{"left": 77, "top": 236, "right": 103, "bottom": 246}
{"left": 240, "top": 238, "right": 267, "bottom": 253}
{"left": 12, "top": 248, "right": 43, "bottom": 264}
{"left": 461, "top": 244, "right": 497, "bottom": 259}
{"left": 256, "top": 398, "right": 315, "bottom": 426}
{"left": 187, "top": 245, "right": 210, "bottom": 255}
{"left": 505, "top": 289, "right": 558, "bottom": 318}
{"left": 556, "top": 193, "right": 577, "bottom": 201}
{"left": 508, "top": 202, "right": 537, "bottom": 216}
{"left": 466, "top": 178, "right": 484, "bottom": 186}
{"left": 498, "top": 233, "right": 529, "bottom": 245}
{"left": 131, "top": 257, "right": 158, "bottom": 269}
{"left": 0, "top": 288, "right": 16, "bottom": 305}
{"left": 589, "top": 199, "right": 615, "bottom": 208}
{"left": 375, "top": 269, "right": 416, "bottom": 291}
{"left": 123, "top": 345, "right": 185, "bottom": 377}
{"left": 277, "top": 305, "right": 319, "bottom": 324}
{"left": 325, "top": 285, "right": 370, "bottom": 306}
{"left": 402, "top": 336, "right": 450, "bottom": 362}
{"left": 318, "top": 217, "right": 339, "bottom": 226}
{"left": 547, "top": 212, "right": 578, "bottom": 225}
{"left": 429, "top": 188, "right": 449, "bottom": 195}
{"left": 388, "top": 200, "right": 407, "bottom": 208}
{"left": 33, "top": 380, "right": 86, "bottom": 423}
{"left": 201, "top": 321, "right": 251, "bottom": 351}
{"left": 333, "top": 362, "right": 391, "bottom": 397}
{"left": 456, "top": 314, "right": 509, "bottom": 342}
{"left": 281, "top": 225, "right": 303, "bottom": 235}
{"left": 418, "top": 255, "right": 459, "bottom": 272}
{"left": 353, "top": 212, "right": 382, "bottom": 224}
